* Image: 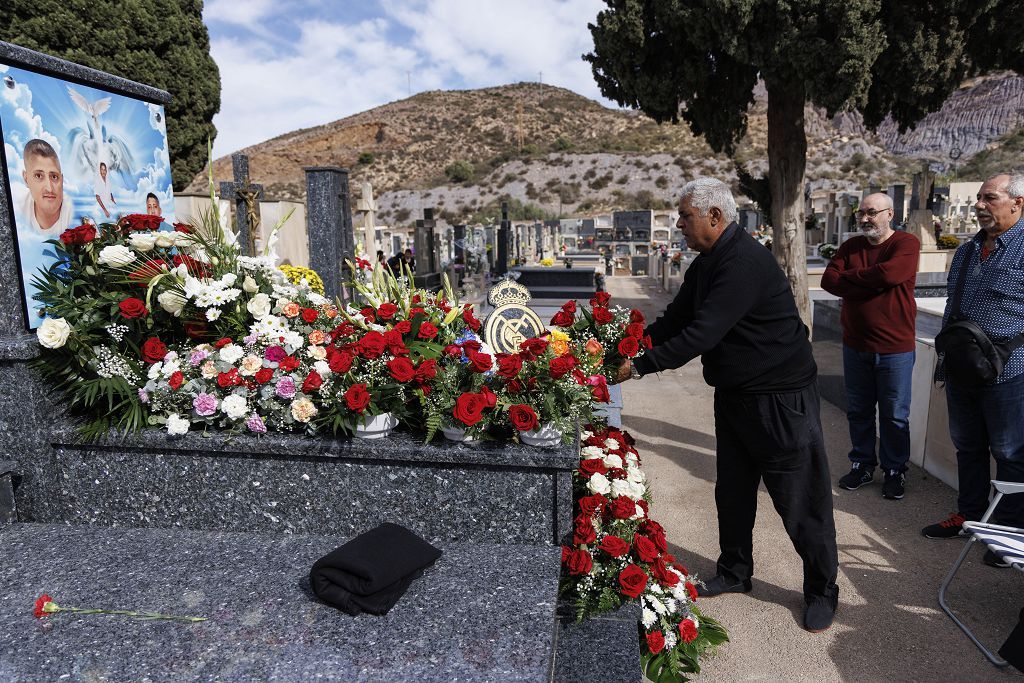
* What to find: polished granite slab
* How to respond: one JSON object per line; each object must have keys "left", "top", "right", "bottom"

{"left": 1, "top": 523, "right": 561, "bottom": 682}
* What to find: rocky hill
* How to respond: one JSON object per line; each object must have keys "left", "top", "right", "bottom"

{"left": 190, "top": 74, "right": 1024, "bottom": 224}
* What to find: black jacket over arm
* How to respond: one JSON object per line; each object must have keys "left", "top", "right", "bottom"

{"left": 632, "top": 223, "right": 816, "bottom": 393}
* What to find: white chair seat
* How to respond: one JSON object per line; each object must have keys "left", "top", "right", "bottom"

{"left": 961, "top": 521, "right": 1024, "bottom": 571}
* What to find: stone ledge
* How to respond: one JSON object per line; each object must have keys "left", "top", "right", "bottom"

{"left": 0, "top": 523, "right": 561, "bottom": 682}
{"left": 0, "top": 333, "right": 39, "bottom": 361}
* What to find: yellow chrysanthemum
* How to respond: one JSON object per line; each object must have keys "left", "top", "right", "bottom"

{"left": 279, "top": 265, "right": 325, "bottom": 295}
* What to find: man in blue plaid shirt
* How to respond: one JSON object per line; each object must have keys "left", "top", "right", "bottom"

{"left": 922, "top": 173, "right": 1024, "bottom": 569}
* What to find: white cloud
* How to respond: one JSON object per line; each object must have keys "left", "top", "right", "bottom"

{"left": 206, "top": 0, "right": 611, "bottom": 157}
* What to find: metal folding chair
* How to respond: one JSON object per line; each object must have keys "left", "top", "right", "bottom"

{"left": 938, "top": 480, "right": 1024, "bottom": 667}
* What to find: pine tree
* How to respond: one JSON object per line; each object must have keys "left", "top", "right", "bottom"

{"left": 1, "top": 0, "right": 221, "bottom": 190}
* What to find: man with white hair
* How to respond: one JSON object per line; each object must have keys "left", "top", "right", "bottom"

{"left": 922, "top": 173, "right": 1024, "bottom": 569}
{"left": 613, "top": 177, "right": 839, "bottom": 632}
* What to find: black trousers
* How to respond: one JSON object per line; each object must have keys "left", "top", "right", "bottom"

{"left": 713, "top": 383, "right": 839, "bottom": 602}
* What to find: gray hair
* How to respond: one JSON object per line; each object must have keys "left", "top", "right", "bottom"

{"left": 986, "top": 172, "right": 1024, "bottom": 199}
{"left": 680, "top": 177, "right": 738, "bottom": 224}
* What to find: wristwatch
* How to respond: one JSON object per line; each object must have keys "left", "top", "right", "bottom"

{"left": 629, "top": 362, "right": 642, "bottom": 380}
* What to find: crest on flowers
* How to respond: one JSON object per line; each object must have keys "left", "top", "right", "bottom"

{"left": 483, "top": 278, "right": 544, "bottom": 354}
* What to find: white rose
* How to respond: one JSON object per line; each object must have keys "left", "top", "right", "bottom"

{"left": 221, "top": 394, "right": 248, "bottom": 420}
{"left": 36, "top": 317, "right": 72, "bottom": 349}
{"left": 154, "top": 232, "right": 176, "bottom": 248}
{"left": 129, "top": 232, "right": 157, "bottom": 251}
{"left": 219, "top": 344, "right": 244, "bottom": 364}
{"left": 247, "top": 293, "right": 272, "bottom": 320}
{"left": 97, "top": 245, "right": 136, "bottom": 267}
{"left": 603, "top": 453, "right": 623, "bottom": 469}
{"left": 157, "top": 290, "right": 186, "bottom": 317}
{"left": 581, "top": 446, "right": 604, "bottom": 460}
{"left": 587, "top": 472, "right": 611, "bottom": 495}
{"left": 628, "top": 481, "right": 647, "bottom": 500}
{"left": 242, "top": 275, "right": 259, "bottom": 294}
{"left": 604, "top": 438, "right": 620, "bottom": 450}
{"left": 221, "top": 273, "right": 238, "bottom": 286}
{"left": 166, "top": 413, "right": 190, "bottom": 436}
{"left": 611, "top": 478, "right": 633, "bottom": 499}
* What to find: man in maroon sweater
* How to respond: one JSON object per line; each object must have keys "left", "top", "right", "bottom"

{"left": 821, "top": 192, "right": 920, "bottom": 500}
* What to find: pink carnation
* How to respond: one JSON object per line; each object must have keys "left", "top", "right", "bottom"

{"left": 275, "top": 376, "right": 297, "bottom": 399}
{"left": 246, "top": 413, "right": 267, "bottom": 433}
{"left": 189, "top": 350, "right": 210, "bottom": 366}
{"left": 192, "top": 393, "right": 217, "bottom": 416}
{"left": 265, "top": 346, "right": 287, "bottom": 363}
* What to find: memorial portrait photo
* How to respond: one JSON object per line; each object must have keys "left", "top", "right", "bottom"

{"left": 0, "top": 61, "right": 175, "bottom": 328}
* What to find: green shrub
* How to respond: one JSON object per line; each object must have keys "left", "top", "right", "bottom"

{"left": 357, "top": 152, "right": 375, "bottom": 165}
{"left": 444, "top": 160, "right": 474, "bottom": 183}
{"left": 937, "top": 234, "right": 960, "bottom": 249}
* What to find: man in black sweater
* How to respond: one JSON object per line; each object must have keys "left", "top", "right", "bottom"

{"left": 613, "top": 178, "right": 839, "bottom": 632}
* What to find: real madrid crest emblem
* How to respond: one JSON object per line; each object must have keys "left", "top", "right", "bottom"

{"left": 482, "top": 278, "right": 545, "bottom": 354}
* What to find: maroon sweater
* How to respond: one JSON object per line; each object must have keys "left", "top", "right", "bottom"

{"left": 820, "top": 231, "right": 920, "bottom": 353}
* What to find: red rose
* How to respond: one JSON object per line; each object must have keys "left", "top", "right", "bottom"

{"left": 644, "top": 525, "right": 668, "bottom": 553}
{"left": 496, "top": 354, "right": 522, "bottom": 379}
{"left": 444, "top": 344, "right": 461, "bottom": 357}
{"left": 173, "top": 222, "right": 193, "bottom": 233}
{"left": 467, "top": 350, "right": 492, "bottom": 373}
{"left": 520, "top": 337, "right": 549, "bottom": 356}
{"left": 453, "top": 392, "right": 487, "bottom": 426}
{"left": 590, "top": 292, "right": 611, "bottom": 306}
{"left": 255, "top": 368, "right": 274, "bottom": 384}
{"left": 579, "top": 458, "right": 608, "bottom": 477}
{"left": 461, "top": 339, "right": 481, "bottom": 353}
{"left": 509, "top": 404, "right": 538, "bottom": 432}
{"left": 358, "top": 331, "right": 386, "bottom": 358}
{"left": 618, "top": 564, "right": 648, "bottom": 598}
{"left": 417, "top": 322, "right": 438, "bottom": 339}
{"left": 140, "top": 337, "right": 167, "bottom": 364}
{"left": 686, "top": 581, "right": 698, "bottom": 602}
{"left": 387, "top": 357, "right": 416, "bottom": 383}
{"left": 506, "top": 379, "right": 523, "bottom": 393}
{"left": 214, "top": 337, "right": 233, "bottom": 349}
{"left": 573, "top": 514, "right": 596, "bottom": 545}
{"left": 120, "top": 213, "right": 162, "bottom": 232}
{"left": 328, "top": 349, "right": 354, "bottom": 373}
{"left": 383, "top": 329, "right": 409, "bottom": 356}
{"left": 394, "top": 320, "right": 412, "bottom": 335}
{"left": 646, "top": 630, "right": 665, "bottom": 655}
{"left": 633, "top": 534, "right": 660, "bottom": 563}
{"left": 480, "top": 386, "right": 497, "bottom": 408}
{"left": 279, "top": 355, "right": 300, "bottom": 372}
{"left": 643, "top": 335, "right": 653, "bottom": 350}
{"left": 217, "top": 369, "right": 240, "bottom": 388}
{"left": 637, "top": 499, "right": 649, "bottom": 517}
{"left": 359, "top": 306, "right": 376, "bottom": 323}
{"left": 592, "top": 307, "right": 613, "bottom": 325}
{"left": 564, "top": 548, "right": 593, "bottom": 576}
{"left": 118, "top": 297, "right": 148, "bottom": 319}
{"left": 626, "top": 323, "right": 644, "bottom": 339}
{"left": 59, "top": 224, "right": 97, "bottom": 246}
{"left": 679, "top": 619, "right": 698, "bottom": 643}
{"left": 415, "top": 358, "right": 437, "bottom": 382}
{"left": 409, "top": 306, "right": 426, "bottom": 319}
{"left": 168, "top": 371, "right": 184, "bottom": 390}
{"left": 561, "top": 300, "right": 577, "bottom": 314}
{"left": 630, "top": 309, "right": 645, "bottom": 324}
{"left": 548, "top": 355, "right": 576, "bottom": 379}
{"left": 301, "top": 308, "right": 318, "bottom": 323}
{"left": 463, "top": 307, "right": 481, "bottom": 331}
{"left": 302, "top": 371, "right": 323, "bottom": 393}
{"left": 550, "top": 309, "right": 574, "bottom": 327}
{"left": 377, "top": 302, "right": 398, "bottom": 320}
{"left": 610, "top": 496, "right": 636, "bottom": 520}
{"left": 618, "top": 336, "right": 640, "bottom": 358}
{"left": 651, "top": 558, "right": 680, "bottom": 587}
{"left": 344, "top": 383, "right": 372, "bottom": 413}
{"left": 591, "top": 382, "right": 611, "bottom": 403}
{"left": 598, "top": 535, "right": 630, "bottom": 558}
{"left": 578, "top": 494, "right": 607, "bottom": 517}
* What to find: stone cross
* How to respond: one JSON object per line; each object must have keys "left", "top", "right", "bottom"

{"left": 219, "top": 153, "right": 263, "bottom": 257}
{"left": 304, "top": 166, "right": 354, "bottom": 303}
{"left": 354, "top": 181, "right": 378, "bottom": 258}
{"left": 496, "top": 202, "right": 510, "bottom": 276}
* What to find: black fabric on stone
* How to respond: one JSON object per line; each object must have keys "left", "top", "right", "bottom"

{"left": 999, "top": 606, "right": 1024, "bottom": 672}
{"left": 310, "top": 523, "right": 442, "bottom": 616}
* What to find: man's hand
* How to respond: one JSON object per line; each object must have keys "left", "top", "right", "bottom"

{"left": 609, "top": 359, "right": 632, "bottom": 385}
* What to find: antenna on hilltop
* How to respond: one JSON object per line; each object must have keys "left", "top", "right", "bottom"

{"left": 515, "top": 99, "right": 524, "bottom": 152}
{"left": 538, "top": 71, "right": 543, "bottom": 84}
{"left": 406, "top": 71, "right": 411, "bottom": 97}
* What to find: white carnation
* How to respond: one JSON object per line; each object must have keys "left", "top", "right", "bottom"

{"left": 147, "top": 362, "right": 164, "bottom": 380}
{"left": 281, "top": 330, "right": 304, "bottom": 348}
{"left": 628, "top": 481, "right": 647, "bottom": 500}
{"left": 36, "top": 317, "right": 72, "bottom": 349}
{"left": 313, "top": 360, "right": 331, "bottom": 376}
{"left": 221, "top": 394, "right": 248, "bottom": 420}
{"left": 219, "top": 344, "right": 244, "bottom": 364}
{"left": 97, "top": 245, "right": 136, "bottom": 267}
{"left": 166, "top": 413, "right": 190, "bottom": 435}
{"left": 605, "top": 438, "right": 620, "bottom": 450}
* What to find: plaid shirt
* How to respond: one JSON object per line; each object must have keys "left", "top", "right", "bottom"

{"left": 941, "top": 216, "right": 1024, "bottom": 383}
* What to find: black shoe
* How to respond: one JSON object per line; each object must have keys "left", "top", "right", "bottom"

{"left": 882, "top": 469, "right": 906, "bottom": 500}
{"left": 983, "top": 549, "right": 1011, "bottom": 569}
{"left": 921, "top": 512, "right": 967, "bottom": 539}
{"left": 696, "top": 574, "right": 752, "bottom": 597}
{"left": 804, "top": 595, "right": 837, "bottom": 633}
{"left": 838, "top": 463, "right": 874, "bottom": 490}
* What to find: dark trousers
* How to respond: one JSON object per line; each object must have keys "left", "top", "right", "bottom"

{"left": 947, "top": 372, "right": 1024, "bottom": 526}
{"left": 713, "top": 384, "right": 839, "bottom": 602}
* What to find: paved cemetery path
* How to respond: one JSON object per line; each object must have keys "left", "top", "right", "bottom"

{"left": 606, "top": 276, "right": 1021, "bottom": 683}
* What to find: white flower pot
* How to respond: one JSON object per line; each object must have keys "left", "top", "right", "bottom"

{"left": 442, "top": 426, "right": 480, "bottom": 444}
{"left": 353, "top": 412, "right": 398, "bottom": 440}
{"left": 519, "top": 423, "right": 563, "bottom": 447}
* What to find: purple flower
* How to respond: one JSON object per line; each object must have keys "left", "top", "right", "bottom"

{"left": 246, "top": 413, "right": 267, "bottom": 434}
{"left": 275, "top": 376, "right": 297, "bottom": 399}
{"left": 193, "top": 392, "right": 218, "bottom": 416}
{"left": 138, "top": 389, "right": 149, "bottom": 404}
{"left": 243, "top": 333, "right": 257, "bottom": 346}
{"left": 189, "top": 350, "right": 210, "bottom": 366}
{"left": 265, "top": 345, "right": 287, "bottom": 363}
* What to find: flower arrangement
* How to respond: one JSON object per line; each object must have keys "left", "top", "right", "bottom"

{"left": 279, "top": 264, "right": 325, "bottom": 295}
{"left": 817, "top": 243, "right": 838, "bottom": 260}
{"left": 561, "top": 425, "right": 728, "bottom": 681}
{"left": 554, "top": 292, "right": 651, "bottom": 382}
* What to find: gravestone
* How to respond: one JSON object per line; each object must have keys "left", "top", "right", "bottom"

{"left": 496, "top": 202, "right": 510, "bottom": 276}
{"left": 219, "top": 153, "right": 262, "bottom": 256}
{"left": 889, "top": 183, "right": 906, "bottom": 225}
{"left": 354, "top": 180, "right": 378, "bottom": 258}
{"left": 413, "top": 208, "right": 441, "bottom": 290}
{"left": 453, "top": 224, "right": 466, "bottom": 264}
{"left": 304, "top": 166, "right": 354, "bottom": 302}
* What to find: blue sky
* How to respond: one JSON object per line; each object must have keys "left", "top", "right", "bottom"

{"left": 203, "top": 0, "right": 612, "bottom": 157}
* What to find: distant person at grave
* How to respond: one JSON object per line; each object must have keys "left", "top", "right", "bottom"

{"left": 821, "top": 193, "right": 920, "bottom": 501}
{"left": 94, "top": 161, "right": 116, "bottom": 218}
{"left": 20, "top": 138, "right": 72, "bottom": 235}
{"left": 376, "top": 250, "right": 386, "bottom": 265}
{"left": 610, "top": 177, "right": 840, "bottom": 633}
{"left": 386, "top": 248, "right": 414, "bottom": 273}
{"left": 922, "top": 173, "right": 1024, "bottom": 568}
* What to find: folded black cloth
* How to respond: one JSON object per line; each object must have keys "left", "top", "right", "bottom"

{"left": 310, "top": 523, "right": 442, "bottom": 616}
{"left": 999, "top": 606, "right": 1024, "bottom": 672}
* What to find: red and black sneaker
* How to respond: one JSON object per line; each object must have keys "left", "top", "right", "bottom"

{"left": 921, "top": 512, "right": 967, "bottom": 539}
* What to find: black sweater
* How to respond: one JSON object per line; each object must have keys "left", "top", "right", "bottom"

{"left": 633, "top": 224, "right": 816, "bottom": 393}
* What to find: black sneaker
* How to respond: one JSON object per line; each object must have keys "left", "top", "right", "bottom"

{"left": 838, "top": 463, "right": 874, "bottom": 490}
{"left": 804, "top": 594, "right": 838, "bottom": 633}
{"left": 882, "top": 469, "right": 906, "bottom": 500}
{"left": 921, "top": 512, "right": 967, "bottom": 539}
{"left": 983, "top": 549, "right": 1011, "bottom": 569}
